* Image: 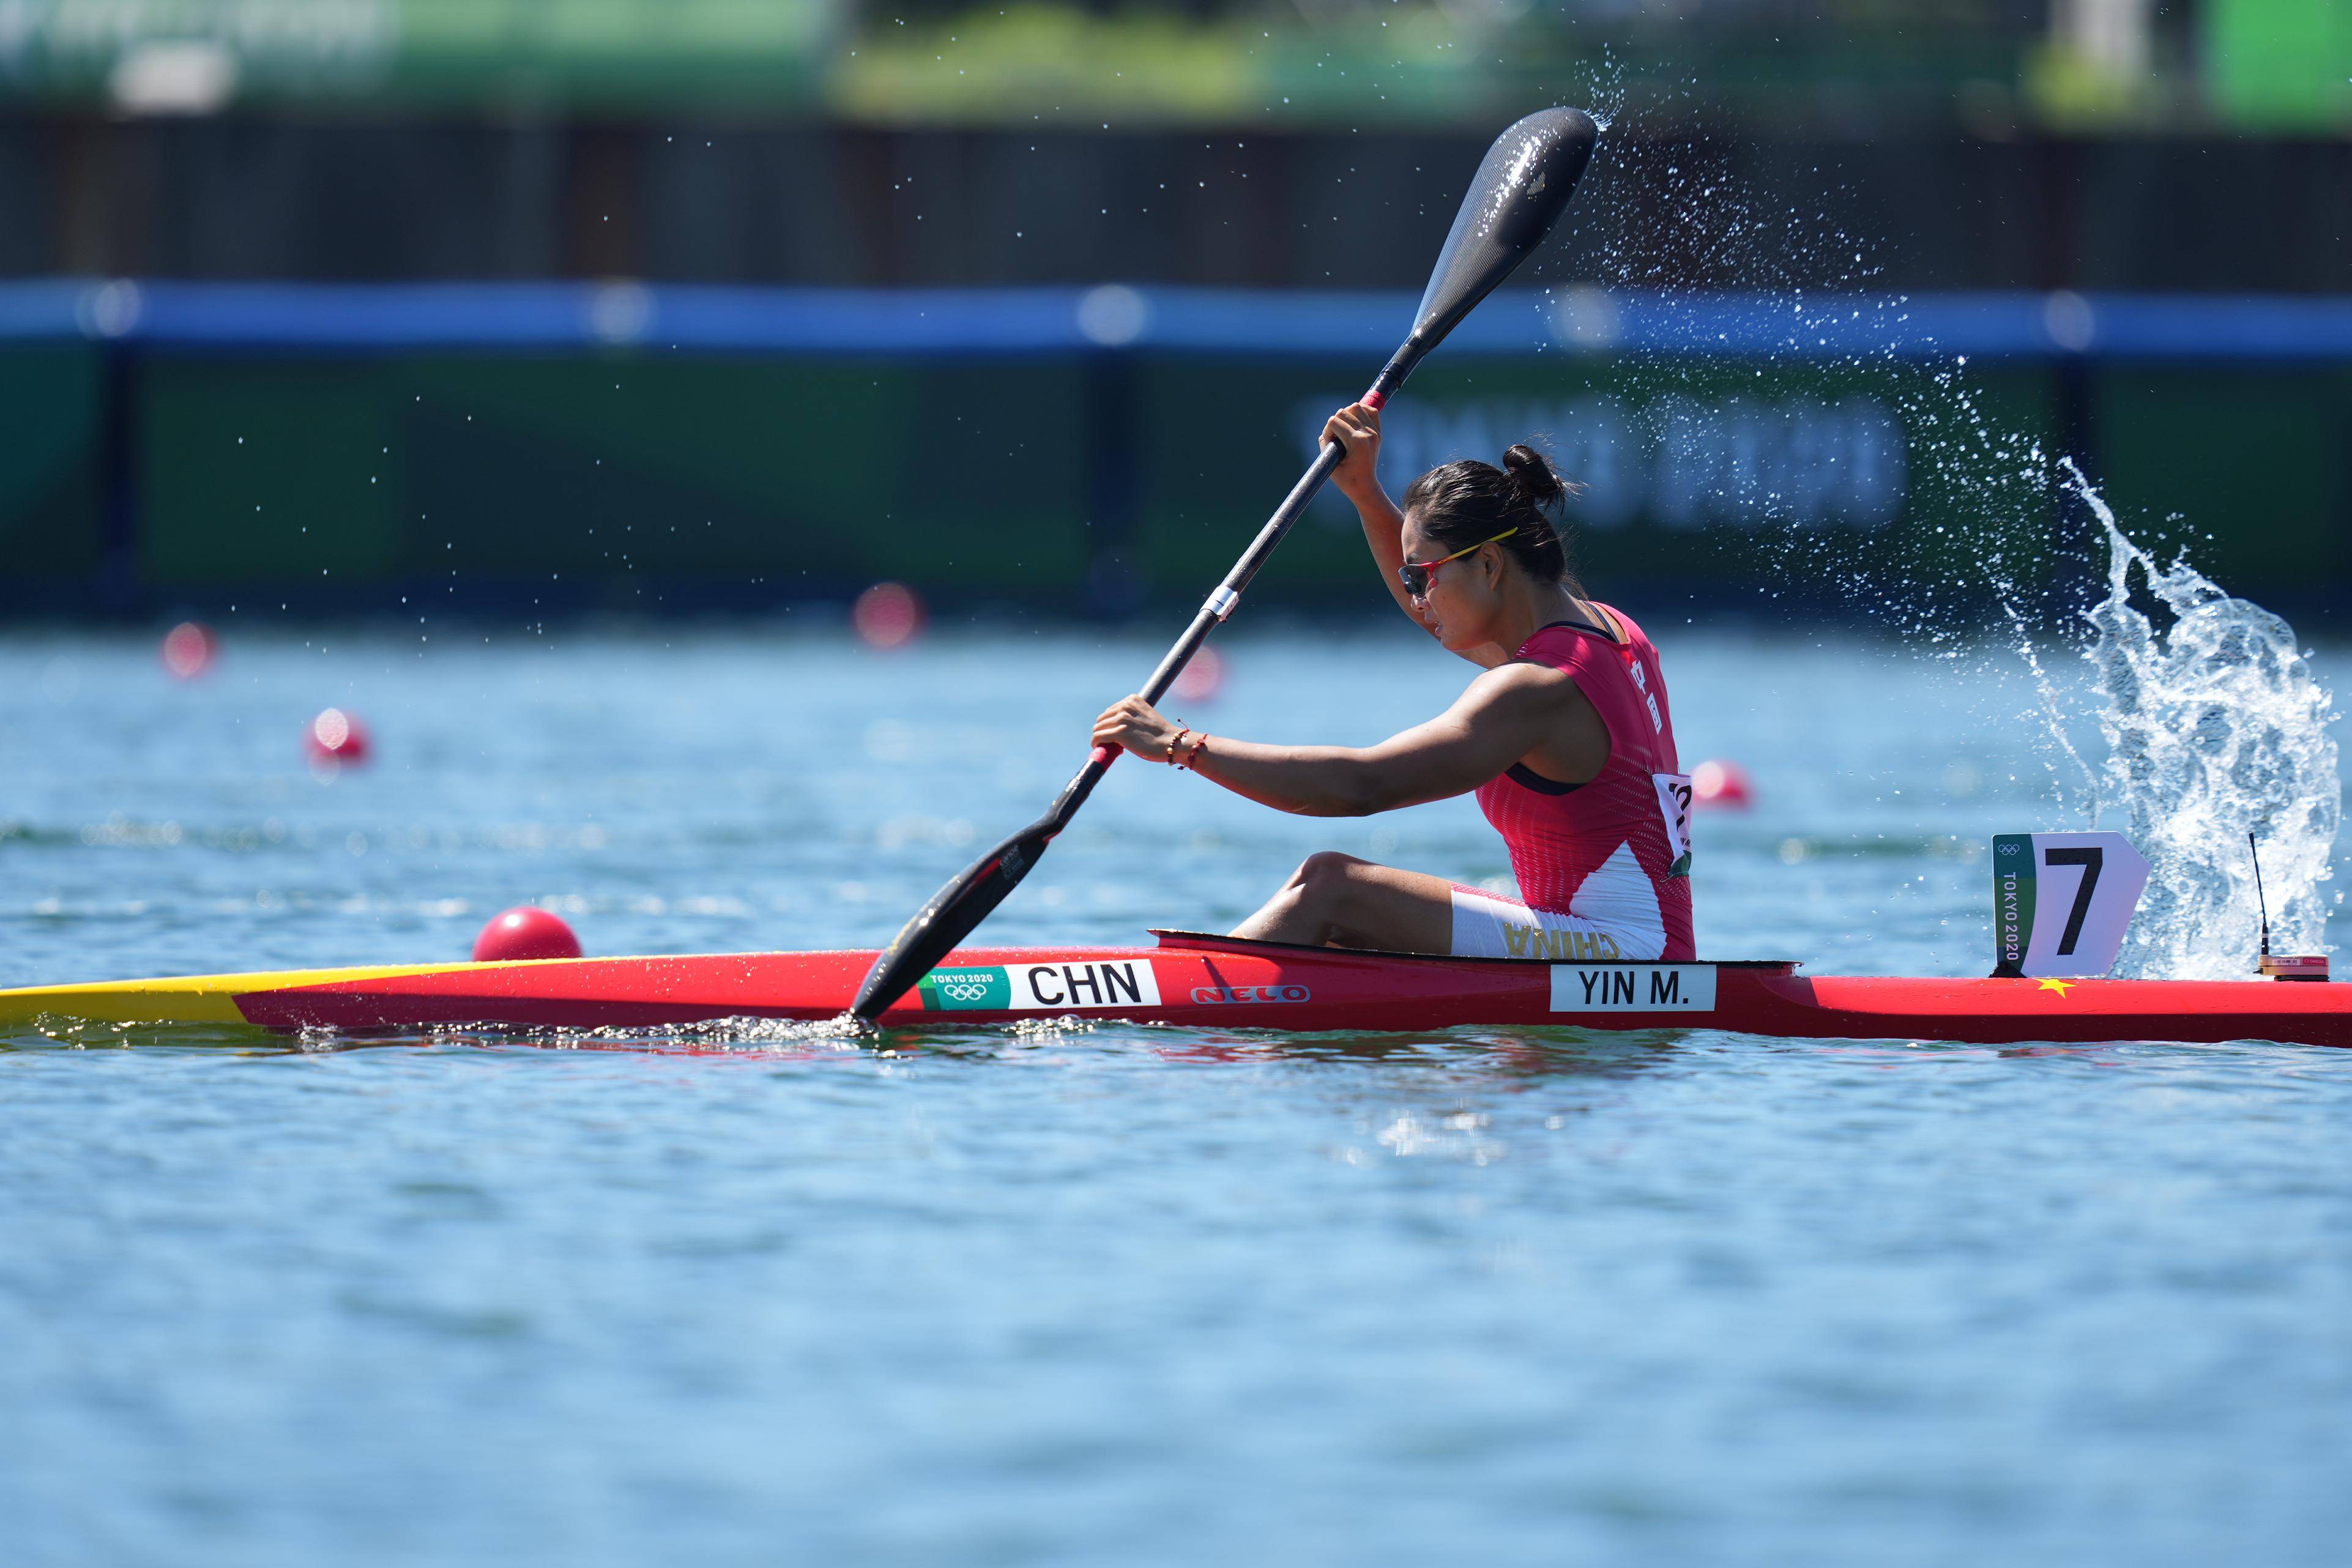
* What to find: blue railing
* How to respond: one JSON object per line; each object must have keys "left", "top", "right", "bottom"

{"left": 6, "top": 279, "right": 2352, "bottom": 362}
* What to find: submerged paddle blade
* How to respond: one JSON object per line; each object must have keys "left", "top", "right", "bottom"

{"left": 856, "top": 745, "right": 1118, "bottom": 1023}
{"left": 852, "top": 814, "right": 1057, "bottom": 1022}
{"left": 1410, "top": 108, "right": 1598, "bottom": 354}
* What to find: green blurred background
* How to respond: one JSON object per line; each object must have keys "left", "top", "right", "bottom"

{"left": 2, "top": 0, "right": 2343, "bottom": 130}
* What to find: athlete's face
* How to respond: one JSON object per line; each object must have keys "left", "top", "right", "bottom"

{"left": 1399, "top": 513, "right": 1505, "bottom": 651}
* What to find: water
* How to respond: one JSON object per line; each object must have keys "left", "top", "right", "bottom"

{"left": 2069, "top": 471, "right": 2340, "bottom": 977}
{"left": 4, "top": 619, "right": 2350, "bottom": 1565}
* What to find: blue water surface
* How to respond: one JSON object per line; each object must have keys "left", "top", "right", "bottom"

{"left": 3, "top": 624, "right": 2348, "bottom": 1566}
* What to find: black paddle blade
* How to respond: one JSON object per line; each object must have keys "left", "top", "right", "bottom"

{"left": 852, "top": 815, "right": 1056, "bottom": 1022}
{"left": 1411, "top": 108, "right": 1598, "bottom": 350}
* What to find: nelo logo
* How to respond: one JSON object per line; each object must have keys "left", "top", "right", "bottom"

{"left": 1189, "top": 984, "right": 1311, "bottom": 1005}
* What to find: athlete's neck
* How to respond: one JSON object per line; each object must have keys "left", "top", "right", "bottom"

{"left": 1492, "top": 579, "right": 1593, "bottom": 654}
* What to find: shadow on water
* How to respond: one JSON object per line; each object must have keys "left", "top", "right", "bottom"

{"left": 1158, "top": 1024, "right": 1689, "bottom": 1078}
{"left": 864, "top": 1020, "right": 1699, "bottom": 1089}
{"left": 6, "top": 1014, "right": 1700, "bottom": 1082}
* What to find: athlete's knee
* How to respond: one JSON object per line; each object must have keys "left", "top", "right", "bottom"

{"left": 1290, "top": 851, "right": 1369, "bottom": 895}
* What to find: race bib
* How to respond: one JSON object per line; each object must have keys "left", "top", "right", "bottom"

{"left": 1652, "top": 772, "right": 1693, "bottom": 877}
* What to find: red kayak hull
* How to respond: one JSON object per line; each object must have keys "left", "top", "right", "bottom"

{"left": 10, "top": 931, "right": 2339, "bottom": 1047}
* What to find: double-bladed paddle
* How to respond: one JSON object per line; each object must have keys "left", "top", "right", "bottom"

{"left": 853, "top": 106, "right": 1600, "bottom": 1023}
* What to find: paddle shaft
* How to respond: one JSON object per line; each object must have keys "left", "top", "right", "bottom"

{"left": 1033, "top": 345, "right": 1418, "bottom": 834}
{"left": 850, "top": 340, "right": 1424, "bottom": 1020}
{"left": 854, "top": 107, "right": 1599, "bottom": 1022}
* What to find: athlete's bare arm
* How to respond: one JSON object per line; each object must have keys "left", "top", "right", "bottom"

{"left": 1323, "top": 402, "right": 1509, "bottom": 671}
{"left": 1092, "top": 664, "right": 1591, "bottom": 817}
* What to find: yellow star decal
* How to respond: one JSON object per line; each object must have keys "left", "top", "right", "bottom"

{"left": 2036, "top": 978, "right": 2076, "bottom": 997}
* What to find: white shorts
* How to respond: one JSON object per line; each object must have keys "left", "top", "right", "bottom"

{"left": 1448, "top": 883, "right": 1664, "bottom": 962}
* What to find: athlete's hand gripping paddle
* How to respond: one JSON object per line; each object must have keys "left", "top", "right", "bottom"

{"left": 853, "top": 108, "right": 1600, "bottom": 1024}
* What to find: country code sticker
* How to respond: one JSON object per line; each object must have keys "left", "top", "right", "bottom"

{"left": 918, "top": 959, "right": 1162, "bottom": 1012}
{"left": 1549, "top": 964, "right": 1717, "bottom": 1013}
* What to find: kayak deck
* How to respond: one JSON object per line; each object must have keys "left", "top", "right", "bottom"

{"left": 1, "top": 931, "right": 2345, "bottom": 1047}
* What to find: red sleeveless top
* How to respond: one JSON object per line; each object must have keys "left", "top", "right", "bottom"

{"left": 1471, "top": 607, "right": 1696, "bottom": 961}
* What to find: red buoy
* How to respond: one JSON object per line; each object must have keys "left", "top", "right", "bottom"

{"left": 473, "top": 907, "right": 583, "bottom": 963}
{"left": 852, "top": 582, "right": 926, "bottom": 650}
{"left": 161, "top": 622, "right": 217, "bottom": 680}
{"left": 303, "top": 707, "right": 370, "bottom": 766}
{"left": 1691, "top": 758, "right": 1754, "bottom": 810}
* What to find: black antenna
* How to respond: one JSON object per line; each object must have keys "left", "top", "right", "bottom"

{"left": 2249, "top": 832, "right": 2273, "bottom": 961}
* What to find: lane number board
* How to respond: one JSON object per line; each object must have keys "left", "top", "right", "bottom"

{"left": 1990, "top": 831, "right": 2149, "bottom": 979}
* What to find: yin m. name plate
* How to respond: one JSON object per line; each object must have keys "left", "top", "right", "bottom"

{"left": 1549, "top": 964, "right": 1717, "bottom": 1013}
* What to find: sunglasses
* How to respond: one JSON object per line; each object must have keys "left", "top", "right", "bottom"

{"left": 1397, "top": 529, "right": 1518, "bottom": 600}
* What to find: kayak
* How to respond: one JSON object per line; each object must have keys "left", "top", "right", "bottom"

{"left": 2, "top": 931, "right": 2346, "bottom": 1047}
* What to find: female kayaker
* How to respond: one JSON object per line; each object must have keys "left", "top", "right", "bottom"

{"left": 1092, "top": 399, "right": 1694, "bottom": 962}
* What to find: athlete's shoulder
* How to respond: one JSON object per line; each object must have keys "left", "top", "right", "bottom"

{"left": 1592, "top": 603, "right": 1670, "bottom": 669}
{"left": 1515, "top": 617, "right": 1616, "bottom": 674}
{"left": 1590, "top": 601, "right": 1654, "bottom": 646}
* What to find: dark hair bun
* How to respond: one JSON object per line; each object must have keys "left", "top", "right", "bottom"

{"left": 1397, "top": 440, "right": 1585, "bottom": 591}
{"left": 1502, "top": 444, "right": 1566, "bottom": 508}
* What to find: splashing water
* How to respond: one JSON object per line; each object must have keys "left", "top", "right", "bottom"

{"left": 2066, "top": 466, "right": 2339, "bottom": 979}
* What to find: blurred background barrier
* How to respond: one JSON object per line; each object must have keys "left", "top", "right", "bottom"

{"left": 5, "top": 110, "right": 2350, "bottom": 292}
{"left": 4, "top": 0, "right": 2349, "bottom": 292}
{"left": 1, "top": 0, "right": 2347, "bottom": 626}
{"left": 2, "top": 280, "right": 2347, "bottom": 623}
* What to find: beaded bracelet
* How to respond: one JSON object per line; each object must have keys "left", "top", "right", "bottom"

{"left": 1165, "top": 727, "right": 1193, "bottom": 765}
